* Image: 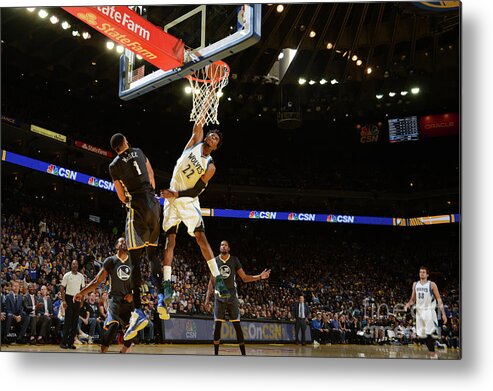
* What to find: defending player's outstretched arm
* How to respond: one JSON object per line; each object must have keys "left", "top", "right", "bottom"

{"left": 237, "top": 268, "right": 271, "bottom": 283}
{"left": 74, "top": 268, "right": 108, "bottom": 302}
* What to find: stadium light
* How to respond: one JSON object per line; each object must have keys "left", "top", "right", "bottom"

{"left": 411, "top": 87, "right": 420, "bottom": 94}
{"left": 27, "top": 8, "right": 36, "bottom": 12}
{"left": 61, "top": 21, "right": 71, "bottom": 30}
{"left": 320, "top": 79, "right": 328, "bottom": 85}
{"left": 330, "top": 79, "right": 338, "bottom": 85}
{"left": 38, "top": 9, "right": 48, "bottom": 18}
{"left": 389, "top": 92, "right": 396, "bottom": 97}
{"left": 400, "top": 90, "right": 408, "bottom": 96}
{"left": 308, "top": 80, "right": 316, "bottom": 85}
{"left": 116, "top": 45, "right": 124, "bottom": 54}
{"left": 106, "top": 41, "right": 115, "bottom": 50}
{"left": 298, "top": 78, "right": 306, "bottom": 85}
{"left": 376, "top": 94, "right": 383, "bottom": 99}
{"left": 50, "top": 15, "right": 59, "bottom": 24}
{"left": 276, "top": 5, "right": 284, "bottom": 13}
{"left": 185, "top": 86, "right": 192, "bottom": 94}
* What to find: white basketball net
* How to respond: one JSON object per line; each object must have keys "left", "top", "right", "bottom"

{"left": 185, "top": 61, "right": 230, "bottom": 126}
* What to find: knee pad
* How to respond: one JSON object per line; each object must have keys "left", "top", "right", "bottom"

{"left": 214, "top": 321, "right": 222, "bottom": 342}
{"left": 233, "top": 322, "right": 244, "bottom": 344}
{"left": 426, "top": 335, "right": 435, "bottom": 352}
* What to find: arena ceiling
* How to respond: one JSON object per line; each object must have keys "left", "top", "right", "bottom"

{"left": 1, "top": 3, "right": 460, "bottom": 125}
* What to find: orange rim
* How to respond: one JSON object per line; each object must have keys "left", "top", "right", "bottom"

{"left": 185, "top": 60, "right": 230, "bottom": 84}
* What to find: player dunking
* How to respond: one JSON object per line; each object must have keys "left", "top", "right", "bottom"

{"left": 404, "top": 266, "right": 447, "bottom": 359}
{"left": 205, "top": 240, "right": 270, "bottom": 356}
{"left": 159, "top": 120, "right": 230, "bottom": 319}
{"left": 109, "top": 133, "right": 163, "bottom": 340}
{"left": 74, "top": 238, "right": 135, "bottom": 353}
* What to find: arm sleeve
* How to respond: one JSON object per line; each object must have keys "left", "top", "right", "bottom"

{"left": 109, "top": 162, "right": 121, "bottom": 181}
{"left": 103, "top": 257, "right": 114, "bottom": 274}
{"left": 177, "top": 178, "right": 207, "bottom": 198}
{"left": 61, "top": 273, "right": 68, "bottom": 287}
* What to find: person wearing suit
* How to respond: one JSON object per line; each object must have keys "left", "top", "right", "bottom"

{"left": 292, "top": 294, "right": 310, "bottom": 345}
{"left": 3, "top": 280, "right": 30, "bottom": 343}
{"left": 23, "top": 283, "right": 42, "bottom": 344}
{"left": 36, "top": 285, "right": 55, "bottom": 344}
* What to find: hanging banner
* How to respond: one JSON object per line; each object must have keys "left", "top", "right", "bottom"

{"left": 62, "top": 6, "right": 185, "bottom": 72}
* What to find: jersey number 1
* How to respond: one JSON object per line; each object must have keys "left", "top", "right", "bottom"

{"left": 133, "top": 161, "right": 142, "bottom": 176}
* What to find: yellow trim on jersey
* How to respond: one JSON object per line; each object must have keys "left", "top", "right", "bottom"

{"left": 146, "top": 242, "right": 158, "bottom": 247}
{"left": 128, "top": 244, "right": 146, "bottom": 250}
{"left": 215, "top": 319, "right": 226, "bottom": 322}
{"left": 230, "top": 319, "right": 241, "bottom": 322}
{"left": 130, "top": 208, "right": 137, "bottom": 248}
{"left": 126, "top": 209, "right": 133, "bottom": 248}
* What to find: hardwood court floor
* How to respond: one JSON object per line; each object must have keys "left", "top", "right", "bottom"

{"left": 1, "top": 342, "right": 460, "bottom": 359}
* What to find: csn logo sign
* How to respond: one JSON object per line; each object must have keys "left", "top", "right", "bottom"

{"left": 249, "top": 211, "right": 277, "bottom": 220}
{"left": 47, "top": 165, "right": 78, "bottom": 180}
{"left": 326, "top": 215, "right": 355, "bottom": 224}
{"left": 88, "top": 177, "right": 115, "bottom": 191}
{"left": 288, "top": 213, "right": 316, "bottom": 221}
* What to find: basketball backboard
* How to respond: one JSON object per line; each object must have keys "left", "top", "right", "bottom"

{"left": 118, "top": 4, "right": 261, "bottom": 100}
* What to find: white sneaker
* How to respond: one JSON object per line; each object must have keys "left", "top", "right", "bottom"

{"left": 313, "top": 340, "right": 320, "bottom": 347}
{"left": 78, "top": 331, "right": 89, "bottom": 339}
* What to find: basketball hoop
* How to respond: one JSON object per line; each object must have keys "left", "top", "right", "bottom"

{"left": 185, "top": 60, "right": 230, "bottom": 126}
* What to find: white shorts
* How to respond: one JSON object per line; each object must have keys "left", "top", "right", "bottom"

{"left": 162, "top": 197, "right": 204, "bottom": 237}
{"left": 416, "top": 308, "right": 438, "bottom": 338}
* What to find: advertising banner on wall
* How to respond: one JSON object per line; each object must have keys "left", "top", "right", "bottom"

{"left": 164, "top": 317, "right": 310, "bottom": 342}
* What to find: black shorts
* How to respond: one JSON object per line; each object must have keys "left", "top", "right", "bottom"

{"left": 104, "top": 296, "right": 133, "bottom": 330}
{"left": 214, "top": 290, "right": 240, "bottom": 322}
{"left": 126, "top": 192, "right": 160, "bottom": 250}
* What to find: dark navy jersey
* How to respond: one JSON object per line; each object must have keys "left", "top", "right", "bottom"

{"left": 103, "top": 255, "right": 133, "bottom": 297}
{"left": 215, "top": 255, "right": 242, "bottom": 291}
{"left": 109, "top": 147, "right": 152, "bottom": 196}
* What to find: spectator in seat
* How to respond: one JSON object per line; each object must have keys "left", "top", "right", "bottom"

{"left": 3, "top": 281, "right": 30, "bottom": 344}
{"left": 36, "top": 285, "right": 54, "bottom": 344}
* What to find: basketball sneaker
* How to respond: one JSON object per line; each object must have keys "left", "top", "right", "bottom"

{"left": 157, "top": 280, "right": 174, "bottom": 320}
{"left": 214, "top": 275, "right": 230, "bottom": 299}
{"left": 124, "top": 308, "right": 148, "bottom": 341}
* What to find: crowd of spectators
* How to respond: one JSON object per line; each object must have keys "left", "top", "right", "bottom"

{"left": 1, "top": 193, "right": 460, "bottom": 347}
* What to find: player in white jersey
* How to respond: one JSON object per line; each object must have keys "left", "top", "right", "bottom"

{"left": 404, "top": 266, "right": 447, "bottom": 358}
{"left": 158, "top": 119, "right": 230, "bottom": 320}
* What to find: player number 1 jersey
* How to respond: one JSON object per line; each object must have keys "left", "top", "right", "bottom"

{"left": 170, "top": 142, "right": 212, "bottom": 193}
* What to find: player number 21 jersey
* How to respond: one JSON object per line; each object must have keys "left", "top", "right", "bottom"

{"left": 170, "top": 142, "right": 212, "bottom": 194}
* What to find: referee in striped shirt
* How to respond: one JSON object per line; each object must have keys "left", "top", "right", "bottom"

{"left": 60, "top": 260, "right": 85, "bottom": 349}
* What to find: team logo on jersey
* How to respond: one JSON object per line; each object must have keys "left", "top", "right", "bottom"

{"left": 116, "top": 265, "right": 131, "bottom": 281}
{"left": 220, "top": 265, "right": 231, "bottom": 279}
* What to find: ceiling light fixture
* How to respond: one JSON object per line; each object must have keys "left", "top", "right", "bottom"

{"left": 50, "top": 15, "right": 59, "bottom": 24}
{"left": 72, "top": 30, "right": 80, "bottom": 37}
{"left": 320, "top": 79, "right": 328, "bottom": 85}
{"left": 351, "top": 54, "right": 358, "bottom": 61}
{"left": 276, "top": 4, "right": 284, "bottom": 13}
{"left": 400, "top": 90, "right": 408, "bottom": 96}
{"left": 376, "top": 94, "right": 383, "bottom": 99}
{"left": 38, "top": 9, "right": 48, "bottom": 19}
{"left": 298, "top": 77, "right": 306, "bottom": 85}
{"left": 61, "top": 21, "right": 71, "bottom": 30}
{"left": 326, "top": 42, "right": 333, "bottom": 50}
{"left": 389, "top": 92, "right": 396, "bottom": 97}
{"left": 82, "top": 32, "right": 91, "bottom": 40}
{"left": 27, "top": 8, "right": 36, "bottom": 12}
{"left": 116, "top": 45, "right": 124, "bottom": 54}
{"left": 356, "top": 59, "right": 363, "bottom": 66}
{"left": 106, "top": 41, "right": 115, "bottom": 50}
{"left": 411, "top": 87, "right": 420, "bottom": 94}
{"left": 308, "top": 80, "right": 316, "bottom": 85}
{"left": 309, "top": 31, "right": 316, "bottom": 38}
{"left": 330, "top": 79, "right": 338, "bottom": 85}
{"left": 366, "top": 67, "right": 372, "bottom": 75}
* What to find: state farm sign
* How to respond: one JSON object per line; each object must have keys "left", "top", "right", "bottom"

{"left": 63, "top": 6, "right": 184, "bottom": 72}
